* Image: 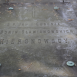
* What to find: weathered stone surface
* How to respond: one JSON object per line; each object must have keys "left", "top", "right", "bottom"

{"left": 0, "top": 2, "right": 77, "bottom": 77}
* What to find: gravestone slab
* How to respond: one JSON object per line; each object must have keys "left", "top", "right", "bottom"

{"left": 0, "top": 2, "right": 77, "bottom": 77}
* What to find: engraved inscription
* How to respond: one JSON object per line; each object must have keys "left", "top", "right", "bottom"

{"left": 0, "top": 29, "right": 74, "bottom": 34}
{"left": 0, "top": 38, "right": 68, "bottom": 45}
{"left": 0, "top": 22, "right": 76, "bottom": 47}
{"left": 5, "top": 22, "right": 68, "bottom": 27}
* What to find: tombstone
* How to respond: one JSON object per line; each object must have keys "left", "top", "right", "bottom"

{"left": 0, "top": 1, "right": 77, "bottom": 77}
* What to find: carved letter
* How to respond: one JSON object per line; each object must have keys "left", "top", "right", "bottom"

{"left": 64, "top": 38, "right": 67, "bottom": 43}
{"left": 29, "top": 31, "right": 31, "bottom": 33}
{"left": 13, "top": 23, "right": 15, "bottom": 26}
{"left": 8, "top": 31, "right": 11, "bottom": 34}
{"left": 58, "top": 39, "right": 61, "bottom": 43}
{"left": 47, "top": 30, "right": 50, "bottom": 33}
{"left": 52, "top": 39, "right": 55, "bottom": 43}
{"left": 40, "top": 30, "right": 42, "bottom": 33}
{"left": 0, "top": 30, "right": 3, "bottom": 34}
{"left": 5, "top": 31, "right": 7, "bottom": 34}
{"left": 11, "top": 39, "right": 15, "bottom": 44}
{"left": 44, "top": 39, "right": 48, "bottom": 43}
{"left": 7, "top": 23, "right": 10, "bottom": 26}
{"left": 56, "top": 30, "right": 58, "bottom": 33}
{"left": 31, "top": 39, "right": 35, "bottom": 44}
{"left": 43, "top": 30, "right": 46, "bottom": 33}
{"left": 22, "top": 30, "right": 24, "bottom": 34}
{"left": 60, "top": 30, "right": 62, "bottom": 33}
{"left": 33, "top": 31, "right": 36, "bottom": 33}
{"left": 15, "top": 31, "right": 18, "bottom": 34}
{"left": 25, "top": 39, "right": 28, "bottom": 44}
{"left": 0, "top": 39, "right": 4, "bottom": 44}
{"left": 66, "top": 30, "right": 69, "bottom": 33}
{"left": 18, "top": 39, "right": 21, "bottom": 44}
{"left": 38, "top": 39, "right": 41, "bottom": 43}
{"left": 51, "top": 30, "right": 54, "bottom": 33}
{"left": 70, "top": 30, "right": 73, "bottom": 33}
{"left": 6, "top": 40, "right": 8, "bottom": 44}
